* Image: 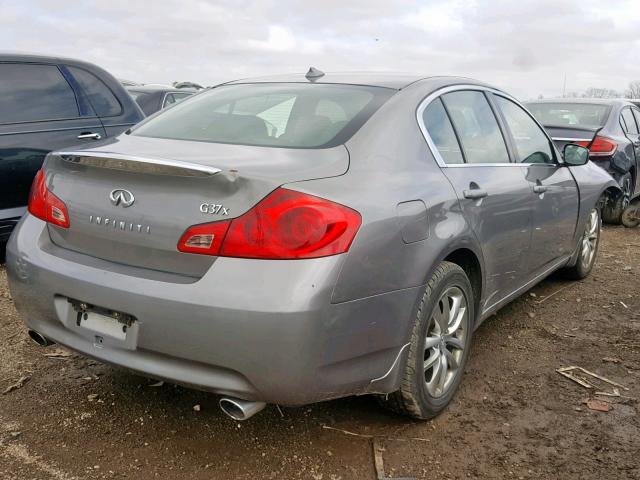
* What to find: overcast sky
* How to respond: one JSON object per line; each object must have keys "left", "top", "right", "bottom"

{"left": 3, "top": 0, "right": 640, "bottom": 99}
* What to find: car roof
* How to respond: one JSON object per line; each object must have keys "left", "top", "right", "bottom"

{"left": 526, "top": 97, "right": 634, "bottom": 107}
{"left": 224, "top": 71, "right": 433, "bottom": 90}
{"left": 0, "top": 52, "right": 99, "bottom": 69}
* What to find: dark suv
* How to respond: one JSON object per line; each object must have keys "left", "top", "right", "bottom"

{"left": 0, "top": 54, "right": 144, "bottom": 241}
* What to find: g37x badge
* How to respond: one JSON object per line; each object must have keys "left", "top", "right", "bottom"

{"left": 200, "top": 203, "right": 230, "bottom": 216}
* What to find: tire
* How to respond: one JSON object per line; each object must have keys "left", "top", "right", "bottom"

{"left": 602, "top": 172, "right": 632, "bottom": 224}
{"left": 380, "top": 261, "right": 474, "bottom": 420}
{"left": 621, "top": 203, "right": 640, "bottom": 228}
{"left": 562, "top": 207, "right": 601, "bottom": 280}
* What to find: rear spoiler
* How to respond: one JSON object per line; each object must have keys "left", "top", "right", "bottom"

{"left": 55, "top": 151, "right": 221, "bottom": 177}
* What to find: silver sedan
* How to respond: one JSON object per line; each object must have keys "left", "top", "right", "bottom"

{"left": 7, "top": 71, "right": 618, "bottom": 420}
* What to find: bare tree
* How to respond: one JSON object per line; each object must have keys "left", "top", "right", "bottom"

{"left": 625, "top": 81, "right": 640, "bottom": 99}
{"left": 582, "top": 87, "right": 621, "bottom": 99}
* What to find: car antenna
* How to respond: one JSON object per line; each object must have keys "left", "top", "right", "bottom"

{"left": 305, "top": 67, "right": 325, "bottom": 81}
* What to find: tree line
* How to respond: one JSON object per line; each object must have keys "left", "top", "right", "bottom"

{"left": 555, "top": 81, "right": 640, "bottom": 99}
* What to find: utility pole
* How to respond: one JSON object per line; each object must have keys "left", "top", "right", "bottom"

{"left": 562, "top": 74, "right": 567, "bottom": 98}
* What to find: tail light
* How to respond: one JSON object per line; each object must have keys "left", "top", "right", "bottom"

{"left": 575, "top": 135, "right": 617, "bottom": 157}
{"left": 177, "top": 221, "right": 230, "bottom": 255}
{"left": 178, "top": 188, "right": 361, "bottom": 259}
{"left": 28, "top": 169, "right": 70, "bottom": 228}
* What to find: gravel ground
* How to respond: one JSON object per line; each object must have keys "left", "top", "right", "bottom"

{"left": 0, "top": 226, "right": 638, "bottom": 479}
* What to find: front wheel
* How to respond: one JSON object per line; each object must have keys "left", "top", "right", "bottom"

{"left": 563, "top": 207, "right": 601, "bottom": 280}
{"left": 380, "top": 261, "right": 474, "bottom": 419}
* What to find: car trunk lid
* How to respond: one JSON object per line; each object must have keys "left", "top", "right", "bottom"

{"left": 545, "top": 125, "right": 599, "bottom": 150}
{"left": 44, "top": 135, "right": 349, "bottom": 277}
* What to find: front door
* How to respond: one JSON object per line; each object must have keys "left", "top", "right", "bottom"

{"left": 491, "top": 94, "right": 579, "bottom": 273}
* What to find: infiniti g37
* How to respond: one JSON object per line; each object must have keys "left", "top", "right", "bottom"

{"left": 6, "top": 71, "right": 619, "bottom": 420}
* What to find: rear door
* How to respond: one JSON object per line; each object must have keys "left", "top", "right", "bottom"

{"left": 421, "top": 89, "right": 533, "bottom": 311}
{"left": 492, "top": 94, "right": 579, "bottom": 273}
{"left": 0, "top": 62, "right": 106, "bottom": 212}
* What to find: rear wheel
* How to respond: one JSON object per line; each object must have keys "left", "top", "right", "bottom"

{"left": 602, "top": 173, "right": 632, "bottom": 224}
{"left": 563, "top": 207, "right": 600, "bottom": 280}
{"left": 380, "top": 262, "right": 474, "bottom": 419}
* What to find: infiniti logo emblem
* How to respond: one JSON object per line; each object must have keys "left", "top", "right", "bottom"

{"left": 109, "top": 189, "right": 135, "bottom": 207}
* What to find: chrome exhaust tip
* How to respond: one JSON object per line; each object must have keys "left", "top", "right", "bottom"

{"left": 27, "top": 330, "right": 55, "bottom": 347}
{"left": 219, "top": 397, "right": 266, "bottom": 421}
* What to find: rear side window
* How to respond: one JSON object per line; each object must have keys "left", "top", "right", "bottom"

{"left": 132, "top": 83, "right": 394, "bottom": 148}
{"left": 67, "top": 66, "right": 122, "bottom": 117}
{"left": 621, "top": 108, "right": 639, "bottom": 134}
{"left": 441, "top": 90, "right": 510, "bottom": 164}
{"left": 0, "top": 63, "right": 79, "bottom": 123}
{"left": 422, "top": 98, "right": 464, "bottom": 164}
{"left": 494, "top": 95, "right": 554, "bottom": 164}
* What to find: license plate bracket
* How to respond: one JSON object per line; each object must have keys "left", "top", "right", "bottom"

{"left": 69, "top": 299, "right": 137, "bottom": 341}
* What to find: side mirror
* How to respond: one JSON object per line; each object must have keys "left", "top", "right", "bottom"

{"left": 563, "top": 144, "right": 589, "bottom": 166}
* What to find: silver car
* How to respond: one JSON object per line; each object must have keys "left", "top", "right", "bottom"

{"left": 6, "top": 72, "right": 619, "bottom": 421}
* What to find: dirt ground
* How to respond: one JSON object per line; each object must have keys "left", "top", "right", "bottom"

{"left": 0, "top": 226, "right": 638, "bottom": 480}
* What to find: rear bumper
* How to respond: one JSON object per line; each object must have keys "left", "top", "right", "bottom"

{"left": 6, "top": 215, "right": 417, "bottom": 405}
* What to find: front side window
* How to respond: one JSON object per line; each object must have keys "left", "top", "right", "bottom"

{"left": 68, "top": 66, "right": 122, "bottom": 117}
{"left": 441, "top": 90, "right": 510, "bottom": 164}
{"left": 494, "top": 95, "right": 554, "bottom": 164}
{"left": 0, "top": 63, "right": 79, "bottom": 124}
{"left": 422, "top": 98, "right": 464, "bottom": 164}
{"left": 621, "top": 108, "right": 639, "bottom": 134}
{"left": 132, "top": 83, "right": 394, "bottom": 148}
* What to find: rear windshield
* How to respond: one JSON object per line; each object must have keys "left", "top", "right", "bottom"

{"left": 526, "top": 102, "right": 609, "bottom": 128}
{"left": 131, "top": 83, "right": 394, "bottom": 148}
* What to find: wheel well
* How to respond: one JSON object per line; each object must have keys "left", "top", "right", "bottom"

{"left": 603, "top": 185, "right": 623, "bottom": 205}
{"left": 444, "top": 249, "right": 482, "bottom": 321}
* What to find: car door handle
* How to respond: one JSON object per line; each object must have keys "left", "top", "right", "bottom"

{"left": 533, "top": 185, "right": 548, "bottom": 194}
{"left": 77, "top": 132, "right": 102, "bottom": 140}
{"left": 463, "top": 189, "right": 488, "bottom": 199}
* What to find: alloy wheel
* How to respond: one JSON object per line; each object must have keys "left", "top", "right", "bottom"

{"left": 424, "top": 286, "right": 468, "bottom": 398}
{"left": 581, "top": 208, "right": 599, "bottom": 269}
